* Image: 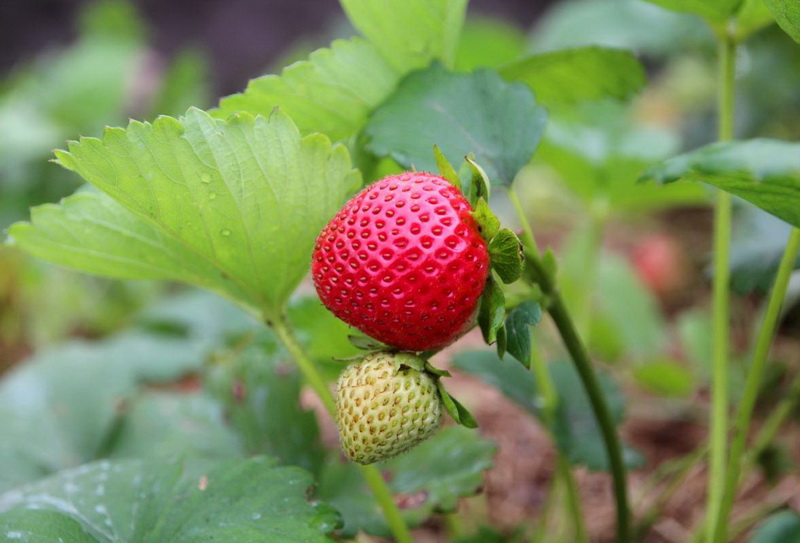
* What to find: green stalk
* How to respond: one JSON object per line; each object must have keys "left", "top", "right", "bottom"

{"left": 557, "top": 455, "right": 588, "bottom": 543}
{"left": 271, "top": 317, "right": 414, "bottom": 543}
{"left": 509, "top": 185, "right": 629, "bottom": 542}
{"left": 713, "top": 228, "right": 800, "bottom": 542}
{"left": 545, "top": 288, "right": 630, "bottom": 543}
{"left": 704, "top": 31, "right": 736, "bottom": 542}
{"left": 745, "top": 368, "right": 800, "bottom": 466}
{"left": 530, "top": 334, "right": 587, "bottom": 541}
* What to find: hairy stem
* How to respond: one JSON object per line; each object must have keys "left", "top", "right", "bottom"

{"left": 271, "top": 317, "right": 414, "bottom": 543}
{"left": 705, "top": 31, "right": 736, "bottom": 543}
{"left": 714, "top": 228, "right": 800, "bottom": 541}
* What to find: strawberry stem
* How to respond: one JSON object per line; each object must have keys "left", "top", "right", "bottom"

{"left": 270, "top": 316, "right": 415, "bottom": 543}
{"left": 509, "top": 186, "right": 630, "bottom": 543}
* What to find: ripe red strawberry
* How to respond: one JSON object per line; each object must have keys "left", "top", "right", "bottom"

{"left": 312, "top": 172, "right": 489, "bottom": 351}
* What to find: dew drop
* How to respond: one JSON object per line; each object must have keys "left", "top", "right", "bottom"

{"left": 200, "top": 174, "right": 212, "bottom": 184}
{"left": 220, "top": 228, "right": 232, "bottom": 237}
{"left": 209, "top": 192, "right": 217, "bottom": 200}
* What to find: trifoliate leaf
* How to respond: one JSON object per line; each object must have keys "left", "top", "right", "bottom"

{"left": 9, "top": 108, "right": 360, "bottom": 320}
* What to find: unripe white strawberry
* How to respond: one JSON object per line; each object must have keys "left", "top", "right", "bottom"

{"left": 335, "top": 351, "right": 443, "bottom": 464}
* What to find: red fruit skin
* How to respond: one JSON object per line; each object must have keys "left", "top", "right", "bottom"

{"left": 312, "top": 172, "right": 490, "bottom": 352}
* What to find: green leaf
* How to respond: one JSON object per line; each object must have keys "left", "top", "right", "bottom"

{"left": 640, "top": 0, "right": 741, "bottom": 20}
{"left": 318, "top": 427, "right": 495, "bottom": 537}
{"left": 594, "top": 255, "right": 667, "bottom": 360}
{"left": 730, "top": 204, "right": 800, "bottom": 294}
{"left": 365, "top": 65, "right": 548, "bottom": 186}
{"left": 632, "top": 359, "right": 695, "bottom": 397}
{"left": 453, "top": 350, "right": 643, "bottom": 470}
{"left": 640, "top": 139, "right": 800, "bottom": 228}
{"left": 108, "top": 392, "right": 244, "bottom": 460}
{"left": 454, "top": 17, "right": 527, "bottom": 72}
{"left": 9, "top": 108, "right": 360, "bottom": 320}
{"left": 488, "top": 228, "right": 524, "bottom": 284}
{"left": 207, "top": 342, "right": 325, "bottom": 477}
{"left": 436, "top": 381, "right": 479, "bottom": 428}
{"left": 434, "top": 145, "right": 462, "bottom": 190}
{"left": 470, "top": 198, "right": 500, "bottom": 242}
{"left": 537, "top": 102, "right": 706, "bottom": 214}
{"left": 478, "top": 275, "right": 505, "bottom": 344}
{"left": 748, "top": 511, "right": 800, "bottom": 543}
{"left": 339, "top": 0, "right": 467, "bottom": 72}
{"left": 499, "top": 47, "right": 646, "bottom": 107}
{"left": 0, "top": 333, "right": 208, "bottom": 491}
{"left": 764, "top": 0, "right": 800, "bottom": 44}
{"left": 216, "top": 38, "right": 398, "bottom": 141}
{"left": 533, "top": 0, "right": 712, "bottom": 57}
{"left": 504, "top": 301, "right": 543, "bottom": 367}
{"left": 0, "top": 509, "right": 98, "bottom": 543}
{"left": 0, "top": 458, "right": 340, "bottom": 542}
{"left": 736, "top": 0, "right": 775, "bottom": 40}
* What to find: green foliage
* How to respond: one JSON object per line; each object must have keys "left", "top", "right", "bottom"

{"left": 535, "top": 101, "right": 706, "bottom": 215}
{"left": 747, "top": 511, "right": 800, "bottom": 543}
{"left": 453, "top": 351, "right": 642, "bottom": 471}
{"left": 641, "top": 139, "right": 800, "bottom": 228}
{"left": 640, "top": 0, "right": 741, "bottom": 20}
{"left": 340, "top": 0, "right": 467, "bottom": 71}
{"left": 0, "top": 331, "right": 212, "bottom": 492}
{"left": 0, "top": 458, "right": 339, "bottom": 542}
{"left": 365, "top": 65, "right": 548, "bottom": 185}
{"left": 454, "top": 17, "right": 527, "bottom": 71}
{"left": 318, "top": 427, "right": 495, "bottom": 537}
{"left": 632, "top": 360, "right": 695, "bottom": 397}
{"left": 0, "top": 0, "right": 211, "bottom": 229}
{"left": 594, "top": 255, "right": 667, "bottom": 361}
{"left": 216, "top": 39, "right": 398, "bottom": 141}
{"left": 504, "top": 301, "right": 544, "bottom": 367}
{"left": 207, "top": 340, "right": 326, "bottom": 477}
{"left": 532, "top": 0, "right": 712, "bottom": 56}
{"left": 9, "top": 109, "right": 359, "bottom": 320}
{"left": 488, "top": 228, "right": 524, "bottom": 284}
{"left": 216, "top": 0, "right": 466, "bottom": 141}
{"left": 478, "top": 276, "right": 506, "bottom": 344}
{"left": 499, "top": 47, "right": 646, "bottom": 108}
{"left": 0, "top": 509, "right": 97, "bottom": 543}
{"left": 736, "top": 0, "right": 776, "bottom": 40}
{"left": 763, "top": 0, "right": 800, "bottom": 43}
{"left": 730, "top": 204, "right": 800, "bottom": 294}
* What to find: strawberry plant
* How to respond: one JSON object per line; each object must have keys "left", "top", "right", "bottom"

{"left": 2, "top": 0, "right": 800, "bottom": 541}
